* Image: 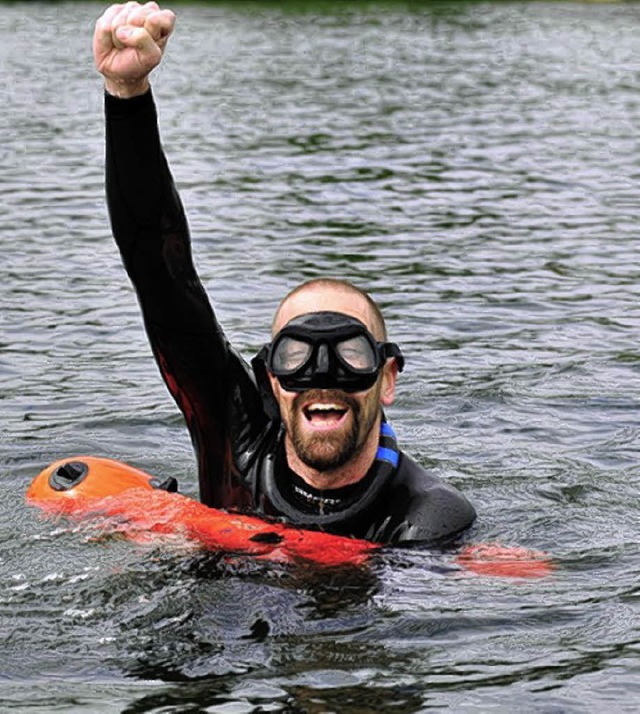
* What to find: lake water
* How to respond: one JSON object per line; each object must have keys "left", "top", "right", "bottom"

{"left": 2, "top": 1, "right": 639, "bottom": 711}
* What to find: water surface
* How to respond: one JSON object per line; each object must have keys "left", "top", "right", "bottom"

{"left": 1, "top": 1, "right": 639, "bottom": 711}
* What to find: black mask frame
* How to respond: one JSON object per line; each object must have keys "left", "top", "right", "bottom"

{"left": 254, "top": 311, "right": 405, "bottom": 394}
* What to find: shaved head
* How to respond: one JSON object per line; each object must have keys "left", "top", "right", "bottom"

{"left": 272, "top": 278, "right": 387, "bottom": 340}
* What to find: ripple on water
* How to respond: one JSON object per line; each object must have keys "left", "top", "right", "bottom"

{"left": 2, "top": 0, "right": 640, "bottom": 711}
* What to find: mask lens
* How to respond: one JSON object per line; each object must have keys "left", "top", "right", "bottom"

{"left": 271, "top": 336, "right": 312, "bottom": 374}
{"left": 336, "top": 335, "right": 377, "bottom": 372}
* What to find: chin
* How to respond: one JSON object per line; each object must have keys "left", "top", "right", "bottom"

{"left": 294, "top": 433, "right": 357, "bottom": 473}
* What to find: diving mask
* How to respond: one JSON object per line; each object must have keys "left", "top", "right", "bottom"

{"left": 258, "top": 311, "right": 404, "bottom": 393}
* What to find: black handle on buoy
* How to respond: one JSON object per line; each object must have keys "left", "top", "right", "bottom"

{"left": 49, "top": 461, "right": 89, "bottom": 492}
{"left": 150, "top": 476, "right": 178, "bottom": 492}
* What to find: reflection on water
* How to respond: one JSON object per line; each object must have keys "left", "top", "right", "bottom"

{"left": 2, "top": 1, "right": 640, "bottom": 711}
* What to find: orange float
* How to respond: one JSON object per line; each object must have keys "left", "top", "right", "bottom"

{"left": 26, "top": 456, "right": 377, "bottom": 567}
{"left": 455, "top": 543, "right": 555, "bottom": 578}
{"left": 27, "top": 457, "right": 554, "bottom": 576}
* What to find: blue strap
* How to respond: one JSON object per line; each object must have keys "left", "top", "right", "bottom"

{"left": 376, "top": 421, "right": 399, "bottom": 466}
{"left": 380, "top": 421, "right": 396, "bottom": 439}
{"left": 376, "top": 445, "right": 399, "bottom": 467}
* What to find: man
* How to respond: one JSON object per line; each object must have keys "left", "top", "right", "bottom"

{"left": 94, "top": 2, "right": 476, "bottom": 544}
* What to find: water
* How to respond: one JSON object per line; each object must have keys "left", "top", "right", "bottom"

{"left": 2, "top": 1, "right": 639, "bottom": 710}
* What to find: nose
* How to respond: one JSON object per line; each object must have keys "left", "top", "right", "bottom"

{"left": 315, "top": 344, "right": 330, "bottom": 373}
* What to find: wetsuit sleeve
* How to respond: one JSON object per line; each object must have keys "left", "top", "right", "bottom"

{"left": 104, "top": 89, "right": 267, "bottom": 508}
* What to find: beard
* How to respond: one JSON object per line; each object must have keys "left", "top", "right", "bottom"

{"left": 287, "top": 388, "right": 380, "bottom": 472}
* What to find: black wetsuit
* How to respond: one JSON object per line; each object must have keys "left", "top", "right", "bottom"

{"left": 105, "top": 90, "right": 476, "bottom": 544}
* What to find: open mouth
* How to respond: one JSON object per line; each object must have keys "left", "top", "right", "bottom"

{"left": 302, "top": 402, "right": 349, "bottom": 427}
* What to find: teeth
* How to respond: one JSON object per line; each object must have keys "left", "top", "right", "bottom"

{"left": 308, "top": 403, "right": 345, "bottom": 412}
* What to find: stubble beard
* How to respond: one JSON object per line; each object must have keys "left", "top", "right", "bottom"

{"left": 287, "top": 388, "right": 380, "bottom": 472}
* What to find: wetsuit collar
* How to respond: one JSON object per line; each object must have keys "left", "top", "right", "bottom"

{"left": 271, "top": 419, "right": 400, "bottom": 519}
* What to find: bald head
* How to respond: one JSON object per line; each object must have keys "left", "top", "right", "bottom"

{"left": 272, "top": 278, "right": 387, "bottom": 340}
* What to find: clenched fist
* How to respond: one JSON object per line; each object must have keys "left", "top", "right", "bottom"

{"left": 94, "top": 2, "right": 176, "bottom": 98}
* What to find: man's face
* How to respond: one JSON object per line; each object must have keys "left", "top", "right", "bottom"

{"left": 268, "top": 287, "right": 397, "bottom": 473}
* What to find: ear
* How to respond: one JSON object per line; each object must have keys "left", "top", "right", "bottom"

{"left": 250, "top": 350, "right": 281, "bottom": 419}
{"left": 268, "top": 372, "right": 281, "bottom": 401}
{"left": 380, "top": 359, "right": 399, "bottom": 406}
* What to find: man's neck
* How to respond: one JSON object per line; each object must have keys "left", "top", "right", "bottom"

{"left": 284, "top": 415, "right": 382, "bottom": 490}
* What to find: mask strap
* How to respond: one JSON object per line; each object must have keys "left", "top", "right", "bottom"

{"left": 383, "top": 343, "right": 405, "bottom": 372}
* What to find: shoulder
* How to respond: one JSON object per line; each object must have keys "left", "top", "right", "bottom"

{"left": 389, "top": 452, "right": 476, "bottom": 543}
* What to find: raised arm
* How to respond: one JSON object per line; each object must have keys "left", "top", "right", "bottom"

{"left": 93, "top": 3, "right": 268, "bottom": 508}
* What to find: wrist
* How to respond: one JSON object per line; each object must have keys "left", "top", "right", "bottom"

{"left": 104, "top": 77, "right": 150, "bottom": 99}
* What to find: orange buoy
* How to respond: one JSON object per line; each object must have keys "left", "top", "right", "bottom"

{"left": 455, "top": 543, "right": 555, "bottom": 578}
{"left": 27, "top": 456, "right": 159, "bottom": 507}
{"left": 27, "top": 457, "right": 555, "bottom": 576}
{"left": 26, "top": 456, "right": 377, "bottom": 567}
